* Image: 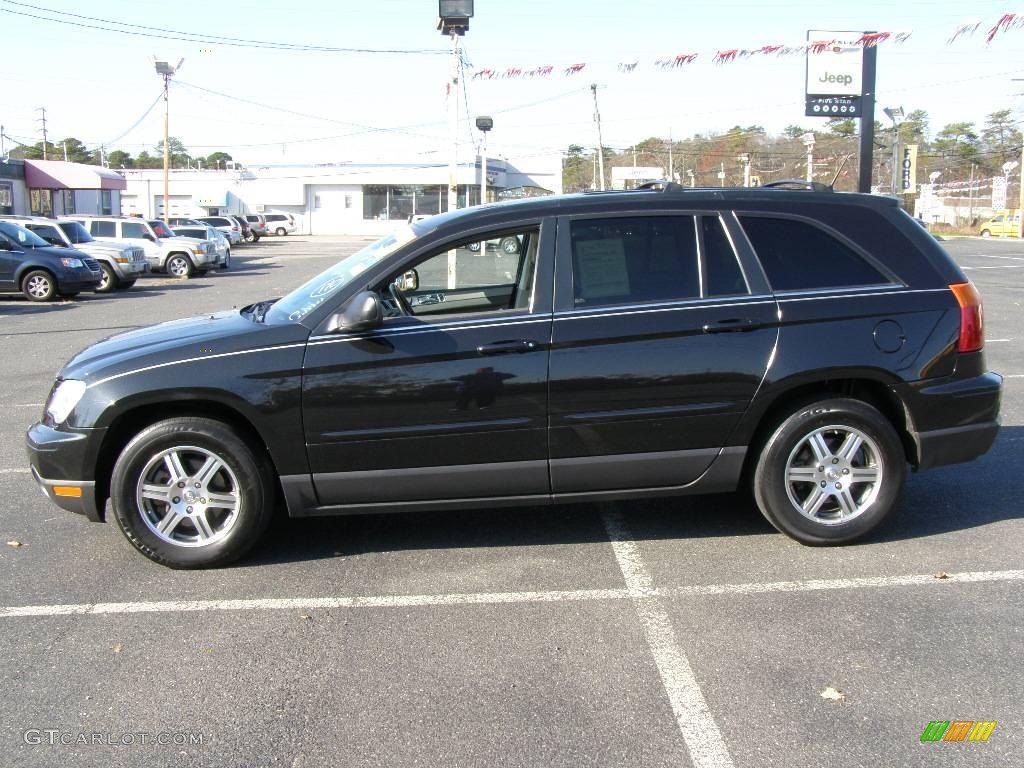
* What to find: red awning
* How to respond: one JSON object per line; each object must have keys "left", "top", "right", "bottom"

{"left": 24, "top": 160, "right": 126, "bottom": 191}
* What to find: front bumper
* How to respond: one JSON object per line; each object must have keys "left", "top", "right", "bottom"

{"left": 902, "top": 371, "right": 1003, "bottom": 470}
{"left": 25, "top": 422, "right": 105, "bottom": 521}
{"left": 113, "top": 259, "right": 149, "bottom": 279}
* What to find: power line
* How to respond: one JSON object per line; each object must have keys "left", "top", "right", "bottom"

{"left": 104, "top": 92, "right": 164, "bottom": 146}
{"left": 0, "top": 0, "right": 446, "bottom": 55}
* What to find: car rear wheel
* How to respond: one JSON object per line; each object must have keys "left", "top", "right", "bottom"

{"left": 110, "top": 417, "right": 275, "bottom": 568}
{"left": 22, "top": 270, "right": 57, "bottom": 302}
{"left": 96, "top": 263, "right": 119, "bottom": 293}
{"left": 166, "top": 254, "right": 194, "bottom": 278}
{"left": 752, "top": 398, "right": 905, "bottom": 545}
{"left": 275, "top": 227, "right": 287, "bottom": 236}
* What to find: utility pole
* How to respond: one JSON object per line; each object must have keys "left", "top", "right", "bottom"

{"left": 63, "top": 141, "right": 68, "bottom": 162}
{"left": 591, "top": 84, "right": 605, "bottom": 191}
{"left": 667, "top": 131, "right": 674, "bottom": 182}
{"left": 155, "top": 58, "right": 184, "bottom": 223}
{"left": 37, "top": 107, "right": 48, "bottom": 160}
{"left": 801, "top": 133, "right": 816, "bottom": 183}
{"left": 1014, "top": 78, "right": 1024, "bottom": 238}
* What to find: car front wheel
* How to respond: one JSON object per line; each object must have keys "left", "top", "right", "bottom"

{"left": 22, "top": 270, "right": 57, "bottom": 301}
{"left": 752, "top": 398, "right": 905, "bottom": 545}
{"left": 96, "top": 263, "right": 119, "bottom": 293}
{"left": 110, "top": 417, "right": 275, "bottom": 568}
{"left": 981, "top": 229, "right": 991, "bottom": 237}
{"left": 165, "top": 254, "right": 194, "bottom": 278}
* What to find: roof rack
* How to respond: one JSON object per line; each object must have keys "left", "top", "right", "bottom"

{"left": 761, "top": 179, "right": 834, "bottom": 193}
{"left": 630, "top": 179, "right": 836, "bottom": 194}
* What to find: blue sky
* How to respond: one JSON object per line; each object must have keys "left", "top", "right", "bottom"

{"left": 1, "top": 0, "right": 1021, "bottom": 166}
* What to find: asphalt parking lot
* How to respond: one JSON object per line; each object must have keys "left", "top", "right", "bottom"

{"left": 1, "top": 234, "right": 1021, "bottom": 767}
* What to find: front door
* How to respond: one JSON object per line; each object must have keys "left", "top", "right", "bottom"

{"left": 548, "top": 212, "right": 778, "bottom": 493}
{"left": 0, "top": 234, "right": 19, "bottom": 290}
{"left": 302, "top": 220, "right": 554, "bottom": 506}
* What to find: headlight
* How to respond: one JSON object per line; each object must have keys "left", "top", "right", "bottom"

{"left": 46, "top": 379, "right": 87, "bottom": 424}
{"left": 60, "top": 257, "right": 84, "bottom": 268}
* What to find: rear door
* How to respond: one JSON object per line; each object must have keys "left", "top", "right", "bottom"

{"left": 548, "top": 212, "right": 778, "bottom": 493}
{"left": 0, "top": 232, "right": 21, "bottom": 289}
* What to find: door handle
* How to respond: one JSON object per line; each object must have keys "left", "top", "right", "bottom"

{"left": 476, "top": 339, "right": 539, "bottom": 355}
{"left": 702, "top": 318, "right": 762, "bottom": 334}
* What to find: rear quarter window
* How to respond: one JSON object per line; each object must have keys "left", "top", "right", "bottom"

{"left": 739, "top": 215, "right": 890, "bottom": 292}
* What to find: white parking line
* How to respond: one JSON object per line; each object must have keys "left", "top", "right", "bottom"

{"left": 0, "top": 588, "right": 631, "bottom": 618}
{"left": 602, "top": 508, "right": 735, "bottom": 768}
{"left": 0, "top": 468, "right": 30, "bottom": 474}
{"left": 2, "top": 569, "right": 1021, "bottom": 620}
{"left": 960, "top": 264, "right": 1024, "bottom": 270}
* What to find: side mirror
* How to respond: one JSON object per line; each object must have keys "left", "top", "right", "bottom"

{"left": 326, "top": 290, "right": 383, "bottom": 334}
{"left": 393, "top": 269, "right": 419, "bottom": 293}
{"left": 144, "top": 233, "right": 156, "bottom": 242}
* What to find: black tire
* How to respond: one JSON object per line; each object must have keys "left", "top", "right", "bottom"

{"left": 251, "top": 233, "right": 261, "bottom": 243}
{"left": 223, "top": 250, "right": 231, "bottom": 269}
{"left": 117, "top": 280, "right": 137, "bottom": 291}
{"left": 165, "top": 254, "right": 194, "bottom": 278}
{"left": 110, "top": 417, "right": 275, "bottom": 568}
{"left": 22, "top": 269, "right": 57, "bottom": 302}
{"left": 275, "top": 227, "right": 287, "bottom": 236}
{"left": 980, "top": 229, "right": 991, "bottom": 238}
{"left": 752, "top": 398, "right": 906, "bottom": 545}
{"left": 96, "top": 263, "right": 119, "bottom": 293}
{"left": 243, "top": 231, "right": 255, "bottom": 243}
{"left": 500, "top": 236, "right": 520, "bottom": 254}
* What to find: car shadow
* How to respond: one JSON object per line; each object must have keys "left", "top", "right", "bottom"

{"left": 0, "top": 298, "right": 80, "bottom": 316}
{"left": 241, "top": 426, "right": 1023, "bottom": 567}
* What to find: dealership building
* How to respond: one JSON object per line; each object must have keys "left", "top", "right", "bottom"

{"left": 119, "top": 156, "right": 561, "bottom": 234}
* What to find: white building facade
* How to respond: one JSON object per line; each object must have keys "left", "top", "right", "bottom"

{"left": 120, "top": 157, "right": 561, "bottom": 235}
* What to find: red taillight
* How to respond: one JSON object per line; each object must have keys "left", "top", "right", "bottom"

{"left": 950, "top": 281, "right": 984, "bottom": 353}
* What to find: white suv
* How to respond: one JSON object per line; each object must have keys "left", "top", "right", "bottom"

{"left": 263, "top": 212, "right": 296, "bottom": 236}
{"left": 66, "top": 216, "right": 216, "bottom": 278}
{"left": 2, "top": 216, "right": 148, "bottom": 292}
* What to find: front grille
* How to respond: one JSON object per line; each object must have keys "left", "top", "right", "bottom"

{"left": 82, "top": 257, "right": 101, "bottom": 274}
{"left": 131, "top": 247, "right": 145, "bottom": 263}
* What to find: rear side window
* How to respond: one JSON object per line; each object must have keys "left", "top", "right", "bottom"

{"left": 739, "top": 215, "right": 889, "bottom": 292}
{"left": 91, "top": 221, "right": 116, "bottom": 237}
{"left": 570, "top": 216, "right": 700, "bottom": 307}
{"left": 122, "top": 222, "right": 149, "bottom": 239}
{"left": 266, "top": 214, "right": 283, "bottom": 222}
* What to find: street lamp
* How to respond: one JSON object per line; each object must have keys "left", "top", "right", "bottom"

{"left": 438, "top": 1, "right": 473, "bottom": 216}
{"left": 154, "top": 57, "right": 183, "bottom": 222}
{"left": 800, "top": 133, "right": 815, "bottom": 183}
{"left": 883, "top": 106, "right": 905, "bottom": 196}
{"left": 476, "top": 116, "right": 493, "bottom": 205}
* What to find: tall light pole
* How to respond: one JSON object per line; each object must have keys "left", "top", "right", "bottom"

{"left": 155, "top": 58, "right": 183, "bottom": 223}
{"left": 801, "top": 132, "right": 816, "bottom": 183}
{"left": 1013, "top": 78, "right": 1024, "bottom": 238}
{"left": 883, "top": 106, "right": 904, "bottom": 196}
{"left": 475, "top": 116, "right": 493, "bottom": 205}
{"left": 591, "top": 84, "right": 605, "bottom": 191}
{"left": 439, "top": 1, "right": 472, "bottom": 215}
{"left": 738, "top": 153, "right": 751, "bottom": 188}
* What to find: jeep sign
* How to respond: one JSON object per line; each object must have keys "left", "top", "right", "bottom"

{"left": 805, "top": 30, "right": 864, "bottom": 117}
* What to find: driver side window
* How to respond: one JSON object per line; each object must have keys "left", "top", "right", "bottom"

{"left": 381, "top": 226, "right": 540, "bottom": 319}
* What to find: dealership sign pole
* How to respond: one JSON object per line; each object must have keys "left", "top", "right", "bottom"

{"left": 805, "top": 32, "right": 876, "bottom": 192}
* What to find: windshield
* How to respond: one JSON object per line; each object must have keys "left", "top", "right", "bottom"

{"left": 149, "top": 221, "right": 175, "bottom": 238}
{"left": 0, "top": 221, "right": 49, "bottom": 248}
{"left": 57, "top": 221, "right": 94, "bottom": 244}
{"left": 266, "top": 226, "right": 417, "bottom": 324}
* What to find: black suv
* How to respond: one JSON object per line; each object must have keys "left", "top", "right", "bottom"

{"left": 0, "top": 220, "right": 101, "bottom": 301}
{"left": 26, "top": 184, "right": 1002, "bottom": 568}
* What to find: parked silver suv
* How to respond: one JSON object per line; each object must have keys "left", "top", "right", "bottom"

{"left": 65, "top": 216, "right": 216, "bottom": 278}
{"left": 2, "top": 215, "right": 148, "bottom": 292}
